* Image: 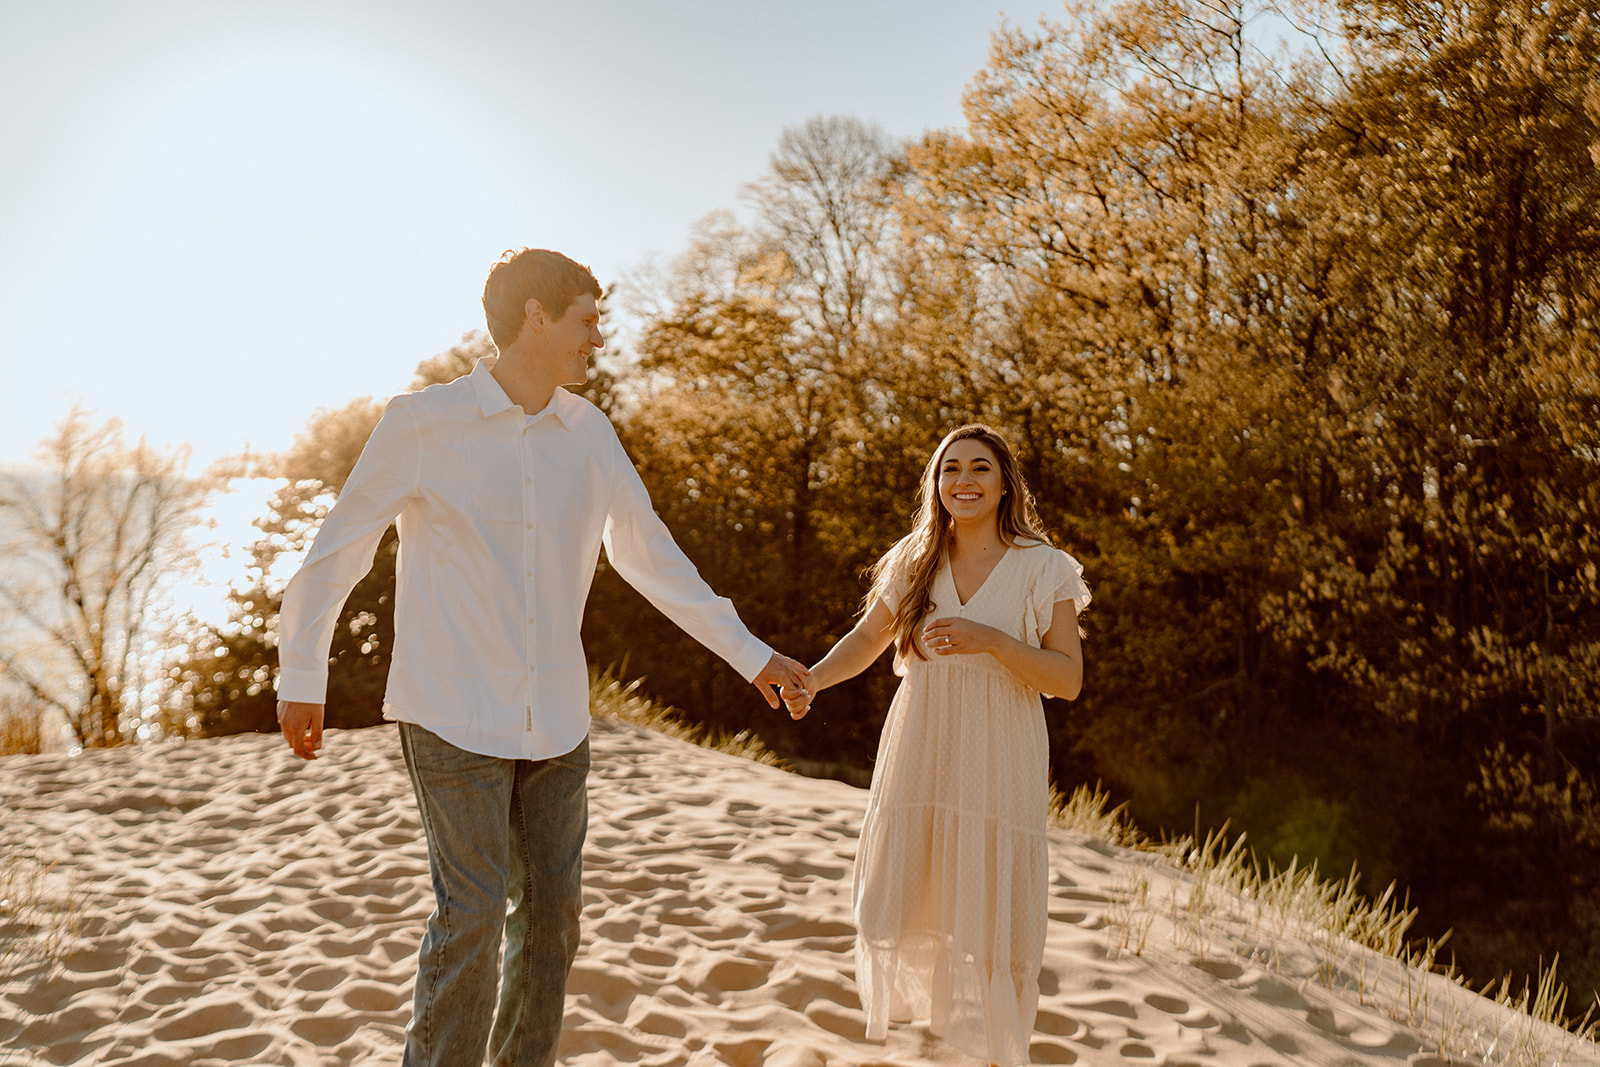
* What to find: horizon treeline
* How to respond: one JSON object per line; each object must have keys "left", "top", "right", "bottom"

{"left": 57, "top": 0, "right": 1600, "bottom": 1018}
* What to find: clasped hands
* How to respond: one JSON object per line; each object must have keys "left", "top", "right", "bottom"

{"left": 779, "top": 617, "right": 998, "bottom": 721}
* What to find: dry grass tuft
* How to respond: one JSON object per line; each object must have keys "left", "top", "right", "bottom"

{"left": 1049, "top": 780, "right": 1140, "bottom": 846}
{"left": 587, "top": 665, "right": 789, "bottom": 770}
{"left": 1053, "top": 782, "right": 1599, "bottom": 1067}
{"left": 0, "top": 841, "right": 81, "bottom": 975}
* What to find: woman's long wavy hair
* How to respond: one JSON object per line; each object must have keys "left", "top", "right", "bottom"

{"left": 869, "top": 424, "right": 1054, "bottom": 662}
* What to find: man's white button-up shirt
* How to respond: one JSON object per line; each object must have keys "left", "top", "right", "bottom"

{"left": 275, "top": 357, "right": 773, "bottom": 760}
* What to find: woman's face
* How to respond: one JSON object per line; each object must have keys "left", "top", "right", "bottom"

{"left": 937, "top": 438, "right": 1005, "bottom": 527}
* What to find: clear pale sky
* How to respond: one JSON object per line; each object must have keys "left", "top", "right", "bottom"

{"left": 1, "top": 0, "right": 1068, "bottom": 474}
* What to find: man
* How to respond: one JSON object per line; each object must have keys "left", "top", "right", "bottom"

{"left": 275, "top": 248, "right": 810, "bottom": 1066}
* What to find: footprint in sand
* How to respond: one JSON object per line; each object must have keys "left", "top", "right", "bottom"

{"left": 714, "top": 1036, "right": 773, "bottom": 1067}
{"left": 1144, "top": 992, "right": 1219, "bottom": 1029}
{"left": 592, "top": 917, "right": 641, "bottom": 940}
{"left": 307, "top": 896, "right": 359, "bottom": 924}
{"left": 569, "top": 960, "right": 650, "bottom": 1019}
{"left": 187, "top": 1029, "right": 277, "bottom": 1063}
{"left": 629, "top": 945, "right": 677, "bottom": 968}
{"left": 1029, "top": 1038, "right": 1080, "bottom": 1063}
{"left": 628, "top": 1007, "right": 690, "bottom": 1038}
{"left": 1191, "top": 957, "right": 1245, "bottom": 981}
{"left": 1049, "top": 907, "right": 1106, "bottom": 930}
{"left": 1035, "top": 1009, "right": 1085, "bottom": 1038}
{"left": 803, "top": 997, "right": 868, "bottom": 1041}
{"left": 695, "top": 955, "right": 772, "bottom": 995}
{"left": 290, "top": 1013, "right": 366, "bottom": 1046}
{"left": 1068, "top": 996, "right": 1139, "bottom": 1020}
{"left": 1250, "top": 973, "right": 1310, "bottom": 1010}
{"left": 150, "top": 995, "right": 255, "bottom": 1042}
{"left": 1262, "top": 1031, "right": 1302, "bottom": 1055}
{"left": 337, "top": 979, "right": 407, "bottom": 1012}
{"left": 1342, "top": 1023, "right": 1422, "bottom": 1055}
{"left": 292, "top": 963, "right": 350, "bottom": 991}
{"left": 59, "top": 944, "right": 125, "bottom": 975}
{"left": 19, "top": 1003, "right": 117, "bottom": 1049}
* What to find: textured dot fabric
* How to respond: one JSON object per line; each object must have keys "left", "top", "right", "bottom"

{"left": 854, "top": 540, "right": 1090, "bottom": 1066}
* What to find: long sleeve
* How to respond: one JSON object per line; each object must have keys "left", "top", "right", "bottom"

{"left": 275, "top": 396, "right": 421, "bottom": 703}
{"left": 600, "top": 438, "right": 772, "bottom": 682}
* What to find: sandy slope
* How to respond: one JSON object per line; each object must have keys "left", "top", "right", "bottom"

{"left": 0, "top": 722, "right": 1593, "bottom": 1067}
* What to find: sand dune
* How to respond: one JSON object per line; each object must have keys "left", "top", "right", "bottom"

{"left": 1, "top": 721, "right": 1594, "bottom": 1066}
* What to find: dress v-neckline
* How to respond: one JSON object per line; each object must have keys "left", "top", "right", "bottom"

{"left": 946, "top": 544, "right": 1010, "bottom": 608}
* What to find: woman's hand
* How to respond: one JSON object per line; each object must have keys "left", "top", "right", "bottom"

{"left": 783, "top": 596, "right": 898, "bottom": 723}
{"left": 927, "top": 599, "right": 1083, "bottom": 699}
{"left": 921, "top": 617, "right": 1003, "bottom": 656}
{"left": 779, "top": 683, "right": 812, "bottom": 720}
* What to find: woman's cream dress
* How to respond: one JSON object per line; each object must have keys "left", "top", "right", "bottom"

{"left": 854, "top": 539, "right": 1090, "bottom": 1066}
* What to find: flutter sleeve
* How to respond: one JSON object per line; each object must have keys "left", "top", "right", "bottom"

{"left": 1025, "top": 548, "right": 1091, "bottom": 647}
{"left": 869, "top": 535, "right": 917, "bottom": 622}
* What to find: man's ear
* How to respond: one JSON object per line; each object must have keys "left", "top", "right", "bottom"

{"left": 523, "top": 297, "right": 549, "bottom": 333}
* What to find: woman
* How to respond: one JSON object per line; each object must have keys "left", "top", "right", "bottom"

{"left": 783, "top": 424, "right": 1089, "bottom": 1066}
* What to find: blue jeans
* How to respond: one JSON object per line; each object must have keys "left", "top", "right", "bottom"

{"left": 398, "top": 723, "right": 590, "bottom": 1067}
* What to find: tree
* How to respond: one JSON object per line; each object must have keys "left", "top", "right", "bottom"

{"left": 0, "top": 407, "right": 205, "bottom": 748}
{"left": 589, "top": 119, "right": 919, "bottom": 758}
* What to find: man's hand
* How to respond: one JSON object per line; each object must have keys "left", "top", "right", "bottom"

{"left": 278, "top": 701, "right": 325, "bottom": 760}
{"left": 752, "top": 653, "right": 810, "bottom": 711}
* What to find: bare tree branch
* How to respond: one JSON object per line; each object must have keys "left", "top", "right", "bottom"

{"left": 0, "top": 406, "right": 205, "bottom": 747}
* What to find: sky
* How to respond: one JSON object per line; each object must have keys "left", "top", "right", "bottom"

{"left": 1, "top": 0, "right": 1072, "bottom": 476}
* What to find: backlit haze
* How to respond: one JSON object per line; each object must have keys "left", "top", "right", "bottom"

{"left": 2, "top": 0, "right": 1069, "bottom": 478}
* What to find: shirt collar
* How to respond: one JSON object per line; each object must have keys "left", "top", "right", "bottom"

{"left": 469, "top": 356, "right": 573, "bottom": 430}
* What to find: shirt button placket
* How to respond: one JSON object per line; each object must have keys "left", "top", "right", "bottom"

{"left": 522, "top": 428, "right": 537, "bottom": 753}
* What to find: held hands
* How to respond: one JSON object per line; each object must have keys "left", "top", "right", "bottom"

{"left": 753, "top": 653, "right": 811, "bottom": 714}
{"left": 278, "top": 701, "right": 325, "bottom": 760}
{"left": 780, "top": 682, "right": 812, "bottom": 721}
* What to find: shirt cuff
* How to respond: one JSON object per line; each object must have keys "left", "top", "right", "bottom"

{"left": 729, "top": 635, "right": 775, "bottom": 683}
{"left": 275, "top": 667, "right": 329, "bottom": 705}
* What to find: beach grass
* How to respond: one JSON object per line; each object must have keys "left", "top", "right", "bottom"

{"left": 1053, "top": 782, "right": 1599, "bottom": 1067}
{"left": 588, "top": 665, "right": 789, "bottom": 770}
{"left": 0, "top": 840, "right": 80, "bottom": 976}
